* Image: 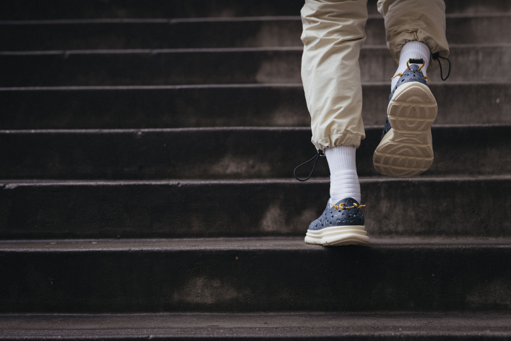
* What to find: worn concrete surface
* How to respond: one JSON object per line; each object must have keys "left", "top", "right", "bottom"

{"left": 1, "top": 125, "right": 510, "bottom": 179}
{"left": 2, "top": 14, "right": 509, "bottom": 51}
{"left": 0, "top": 176, "right": 510, "bottom": 239}
{"left": 1, "top": 45, "right": 509, "bottom": 86}
{"left": 1, "top": 312, "right": 511, "bottom": 339}
{"left": 1, "top": 83, "right": 509, "bottom": 129}
{"left": 2, "top": 237, "right": 511, "bottom": 251}
{"left": 1, "top": 237, "right": 511, "bottom": 313}
{"left": 2, "top": 0, "right": 511, "bottom": 20}
{"left": 1, "top": 0, "right": 510, "bottom": 336}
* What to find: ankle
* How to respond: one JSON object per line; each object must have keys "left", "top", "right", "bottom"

{"left": 392, "top": 41, "right": 430, "bottom": 89}
{"left": 325, "top": 146, "right": 361, "bottom": 203}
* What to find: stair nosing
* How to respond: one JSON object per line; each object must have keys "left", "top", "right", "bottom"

{"left": 2, "top": 236, "right": 511, "bottom": 252}
{"left": 1, "top": 311, "right": 511, "bottom": 338}
{"left": 1, "top": 81, "right": 510, "bottom": 91}
{"left": 1, "top": 43, "right": 510, "bottom": 55}
{"left": 1, "top": 12, "right": 510, "bottom": 25}
{"left": 0, "top": 124, "right": 510, "bottom": 134}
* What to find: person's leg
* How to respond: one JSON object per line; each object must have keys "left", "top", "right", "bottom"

{"left": 301, "top": 0, "right": 367, "bottom": 153}
{"left": 301, "top": 0, "right": 370, "bottom": 246}
{"left": 379, "top": 0, "right": 449, "bottom": 71}
{"left": 373, "top": 0, "right": 450, "bottom": 177}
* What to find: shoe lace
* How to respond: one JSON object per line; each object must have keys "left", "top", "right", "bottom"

{"left": 391, "top": 59, "right": 431, "bottom": 83}
{"left": 330, "top": 202, "right": 366, "bottom": 210}
{"left": 293, "top": 150, "right": 323, "bottom": 182}
{"left": 432, "top": 52, "right": 451, "bottom": 81}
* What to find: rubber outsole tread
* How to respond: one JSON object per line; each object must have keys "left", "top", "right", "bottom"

{"left": 373, "top": 82, "right": 437, "bottom": 178}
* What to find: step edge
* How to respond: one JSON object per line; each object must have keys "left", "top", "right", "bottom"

{"left": 1, "top": 12, "right": 509, "bottom": 25}
{"left": 1, "top": 43, "right": 510, "bottom": 55}
{"left": 2, "top": 236, "right": 511, "bottom": 252}
{"left": 0, "top": 123, "right": 510, "bottom": 134}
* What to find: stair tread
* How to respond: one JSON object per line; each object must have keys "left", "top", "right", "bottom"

{"left": 2, "top": 174, "right": 511, "bottom": 185}
{"left": 2, "top": 237, "right": 511, "bottom": 251}
{"left": 1, "top": 123, "right": 510, "bottom": 132}
{"left": 2, "top": 81, "right": 510, "bottom": 89}
{"left": 2, "top": 43, "right": 509, "bottom": 54}
{"left": 2, "top": 12, "right": 510, "bottom": 24}
{"left": 1, "top": 312, "right": 511, "bottom": 338}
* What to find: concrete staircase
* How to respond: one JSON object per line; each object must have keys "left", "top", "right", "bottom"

{"left": 1, "top": 0, "right": 511, "bottom": 338}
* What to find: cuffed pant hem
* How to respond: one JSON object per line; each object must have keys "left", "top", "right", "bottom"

{"left": 389, "top": 33, "right": 450, "bottom": 73}
{"left": 312, "top": 132, "right": 365, "bottom": 151}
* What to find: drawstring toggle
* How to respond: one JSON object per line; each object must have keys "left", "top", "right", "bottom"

{"left": 293, "top": 150, "right": 324, "bottom": 182}
{"left": 432, "top": 52, "right": 451, "bottom": 81}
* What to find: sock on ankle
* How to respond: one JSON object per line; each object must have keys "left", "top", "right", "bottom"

{"left": 325, "top": 146, "right": 361, "bottom": 204}
{"left": 391, "top": 41, "right": 431, "bottom": 89}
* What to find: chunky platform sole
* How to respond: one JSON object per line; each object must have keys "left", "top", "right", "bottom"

{"left": 305, "top": 225, "right": 369, "bottom": 246}
{"left": 373, "top": 82, "right": 438, "bottom": 178}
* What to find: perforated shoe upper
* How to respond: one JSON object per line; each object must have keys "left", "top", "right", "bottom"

{"left": 389, "top": 61, "right": 429, "bottom": 101}
{"left": 308, "top": 197, "right": 365, "bottom": 231}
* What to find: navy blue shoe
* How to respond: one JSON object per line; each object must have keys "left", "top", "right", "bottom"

{"left": 305, "top": 197, "right": 369, "bottom": 246}
{"left": 373, "top": 58, "right": 438, "bottom": 177}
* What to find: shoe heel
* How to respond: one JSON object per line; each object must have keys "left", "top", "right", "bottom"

{"left": 373, "top": 129, "right": 434, "bottom": 177}
{"left": 374, "top": 82, "right": 437, "bottom": 178}
{"left": 388, "top": 82, "right": 437, "bottom": 132}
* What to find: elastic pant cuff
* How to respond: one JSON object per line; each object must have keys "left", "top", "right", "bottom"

{"left": 312, "top": 132, "right": 365, "bottom": 151}
{"left": 391, "top": 34, "right": 450, "bottom": 73}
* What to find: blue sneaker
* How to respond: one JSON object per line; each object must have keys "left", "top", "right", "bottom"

{"left": 305, "top": 197, "right": 369, "bottom": 246}
{"left": 373, "top": 58, "right": 438, "bottom": 177}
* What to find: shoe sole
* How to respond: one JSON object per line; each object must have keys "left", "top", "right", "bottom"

{"left": 373, "top": 82, "right": 438, "bottom": 177}
{"left": 305, "top": 225, "right": 369, "bottom": 246}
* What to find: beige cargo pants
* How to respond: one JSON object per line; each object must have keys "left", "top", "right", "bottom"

{"left": 301, "top": 0, "right": 450, "bottom": 151}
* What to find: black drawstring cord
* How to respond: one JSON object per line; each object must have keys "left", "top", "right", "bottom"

{"left": 433, "top": 52, "right": 451, "bottom": 81}
{"left": 293, "top": 150, "right": 324, "bottom": 182}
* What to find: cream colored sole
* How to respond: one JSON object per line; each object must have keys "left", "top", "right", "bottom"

{"left": 305, "top": 225, "right": 369, "bottom": 246}
{"left": 373, "top": 82, "right": 438, "bottom": 178}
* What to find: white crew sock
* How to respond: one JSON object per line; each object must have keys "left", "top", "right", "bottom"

{"left": 391, "top": 41, "right": 431, "bottom": 89}
{"left": 325, "top": 146, "right": 361, "bottom": 204}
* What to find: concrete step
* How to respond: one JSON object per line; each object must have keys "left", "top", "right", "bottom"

{"left": 1, "top": 237, "right": 511, "bottom": 312}
{"left": 1, "top": 45, "right": 508, "bottom": 86}
{"left": 1, "top": 83, "right": 508, "bottom": 129}
{"left": 1, "top": 312, "right": 511, "bottom": 339}
{"left": 2, "top": 14, "right": 507, "bottom": 51}
{"left": 1, "top": 126, "right": 510, "bottom": 180}
{"left": 0, "top": 176, "right": 510, "bottom": 239}
{"left": 1, "top": 0, "right": 510, "bottom": 20}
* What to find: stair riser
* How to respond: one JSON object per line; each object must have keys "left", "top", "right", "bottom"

{"left": 3, "top": 15, "right": 506, "bottom": 51}
{"left": 2, "top": 0, "right": 510, "bottom": 20}
{"left": 0, "top": 126, "right": 511, "bottom": 180}
{"left": 1, "top": 126, "right": 510, "bottom": 180}
{"left": 0, "top": 178, "right": 510, "bottom": 239}
{"left": 1, "top": 46, "right": 507, "bottom": 86}
{"left": 1, "top": 84, "right": 508, "bottom": 129}
{"left": 1, "top": 245, "right": 511, "bottom": 312}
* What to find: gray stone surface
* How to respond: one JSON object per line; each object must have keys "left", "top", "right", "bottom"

{"left": 1, "top": 0, "right": 511, "bottom": 20}
{"left": 1, "top": 312, "right": 510, "bottom": 339}
{"left": 1, "top": 0, "right": 511, "bottom": 337}
{"left": 2, "top": 14, "right": 509, "bottom": 51}
{"left": 0, "top": 125, "right": 510, "bottom": 179}
{"left": 1, "top": 83, "right": 509, "bottom": 129}
{"left": 1, "top": 237, "right": 511, "bottom": 313}
{"left": 0, "top": 176, "right": 510, "bottom": 239}
{"left": 1, "top": 45, "right": 508, "bottom": 86}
